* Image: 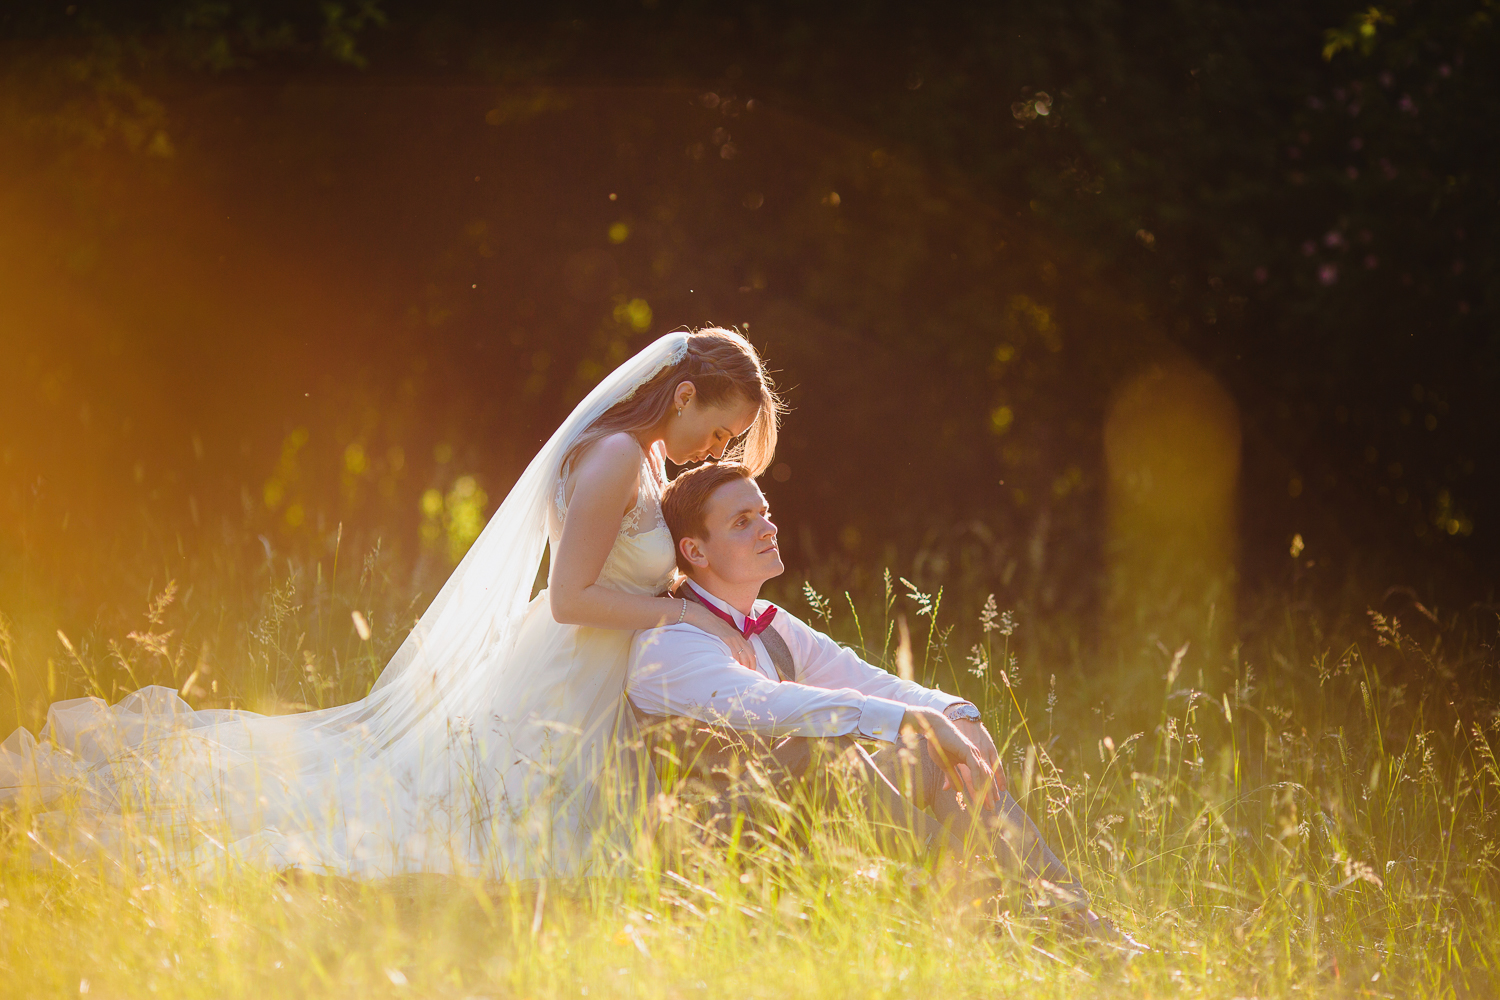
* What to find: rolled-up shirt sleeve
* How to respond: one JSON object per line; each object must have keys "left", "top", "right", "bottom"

{"left": 628, "top": 624, "right": 910, "bottom": 741}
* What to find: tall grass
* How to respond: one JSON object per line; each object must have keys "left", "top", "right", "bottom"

{"left": 1, "top": 539, "right": 1496, "bottom": 998}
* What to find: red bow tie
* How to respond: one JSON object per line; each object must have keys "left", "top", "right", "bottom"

{"left": 695, "top": 595, "right": 778, "bottom": 640}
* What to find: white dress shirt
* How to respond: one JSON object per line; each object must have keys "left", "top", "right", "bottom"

{"left": 627, "top": 580, "right": 966, "bottom": 743}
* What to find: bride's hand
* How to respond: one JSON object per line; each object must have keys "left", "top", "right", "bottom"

{"left": 684, "top": 603, "right": 757, "bottom": 668}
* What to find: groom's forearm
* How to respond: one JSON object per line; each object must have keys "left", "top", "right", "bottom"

{"left": 627, "top": 666, "right": 908, "bottom": 742}
{"left": 791, "top": 618, "right": 966, "bottom": 714}
{"left": 630, "top": 626, "right": 917, "bottom": 743}
{"left": 821, "top": 659, "right": 966, "bottom": 717}
{"left": 635, "top": 687, "right": 908, "bottom": 741}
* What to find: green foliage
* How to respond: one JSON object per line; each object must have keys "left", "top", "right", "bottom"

{"left": 1323, "top": 6, "right": 1396, "bottom": 60}
{"left": 3, "top": 0, "right": 1496, "bottom": 647}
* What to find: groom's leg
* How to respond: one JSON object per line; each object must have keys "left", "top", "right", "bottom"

{"left": 762, "top": 736, "right": 959, "bottom": 857}
{"left": 868, "top": 738, "right": 1088, "bottom": 905}
{"left": 695, "top": 732, "right": 1089, "bottom": 906}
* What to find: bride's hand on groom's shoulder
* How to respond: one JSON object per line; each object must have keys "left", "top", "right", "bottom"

{"left": 684, "top": 603, "right": 758, "bottom": 668}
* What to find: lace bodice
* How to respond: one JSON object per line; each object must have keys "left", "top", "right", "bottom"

{"left": 550, "top": 450, "right": 676, "bottom": 597}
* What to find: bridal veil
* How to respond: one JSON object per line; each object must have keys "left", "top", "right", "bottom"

{"left": 0, "top": 332, "right": 692, "bottom": 877}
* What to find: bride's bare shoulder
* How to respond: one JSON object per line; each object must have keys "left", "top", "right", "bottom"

{"left": 570, "top": 433, "right": 645, "bottom": 486}
{"left": 577, "top": 432, "right": 644, "bottom": 466}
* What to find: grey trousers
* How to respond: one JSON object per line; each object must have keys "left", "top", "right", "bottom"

{"left": 865, "top": 737, "right": 1078, "bottom": 888}
{"left": 642, "top": 721, "right": 1083, "bottom": 899}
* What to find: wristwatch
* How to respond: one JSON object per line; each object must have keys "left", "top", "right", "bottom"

{"left": 944, "top": 702, "right": 982, "bottom": 723}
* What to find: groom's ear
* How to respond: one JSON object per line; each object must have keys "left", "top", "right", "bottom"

{"left": 677, "top": 534, "right": 710, "bottom": 574}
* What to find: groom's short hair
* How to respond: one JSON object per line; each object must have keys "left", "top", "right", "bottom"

{"left": 662, "top": 462, "right": 754, "bottom": 573}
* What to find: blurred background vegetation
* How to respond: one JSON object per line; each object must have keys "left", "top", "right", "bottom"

{"left": 0, "top": 0, "right": 1496, "bottom": 728}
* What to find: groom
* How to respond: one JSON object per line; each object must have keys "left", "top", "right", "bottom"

{"left": 626, "top": 461, "right": 1092, "bottom": 912}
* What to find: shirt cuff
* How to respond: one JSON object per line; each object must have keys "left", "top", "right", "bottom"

{"left": 858, "top": 696, "right": 909, "bottom": 743}
{"left": 929, "top": 692, "right": 968, "bottom": 714}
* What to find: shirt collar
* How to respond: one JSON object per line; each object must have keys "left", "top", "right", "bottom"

{"left": 686, "top": 579, "right": 758, "bottom": 631}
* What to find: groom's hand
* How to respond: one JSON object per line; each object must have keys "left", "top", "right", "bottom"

{"left": 900, "top": 707, "right": 997, "bottom": 813}
{"left": 951, "top": 719, "right": 1007, "bottom": 794}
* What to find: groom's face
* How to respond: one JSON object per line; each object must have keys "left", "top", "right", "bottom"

{"left": 687, "top": 477, "right": 783, "bottom": 586}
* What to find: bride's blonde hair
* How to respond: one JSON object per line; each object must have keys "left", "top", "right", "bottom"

{"left": 567, "top": 327, "right": 784, "bottom": 475}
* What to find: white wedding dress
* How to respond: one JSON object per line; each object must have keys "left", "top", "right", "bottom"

{"left": 0, "top": 335, "right": 683, "bottom": 878}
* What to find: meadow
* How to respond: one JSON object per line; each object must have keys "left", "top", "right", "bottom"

{"left": 0, "top": 528, "right": 1496, "bottom": 1000}
{"left": 4, "top": 4, "right": 1498, "bottom": 991}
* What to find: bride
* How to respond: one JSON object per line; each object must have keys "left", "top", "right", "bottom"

{"left": 0, "top": 327, "right": 782, "bottom": 877}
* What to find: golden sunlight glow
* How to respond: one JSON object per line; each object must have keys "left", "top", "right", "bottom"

{"left": 1104, "top": 358, "right": 1241, "bottom": 663}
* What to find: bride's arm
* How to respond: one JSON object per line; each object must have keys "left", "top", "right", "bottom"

{"left": 547, "top": 434, "right": 756, "bottom": 666}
